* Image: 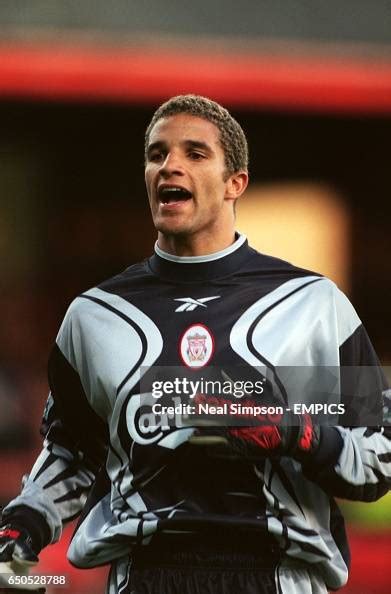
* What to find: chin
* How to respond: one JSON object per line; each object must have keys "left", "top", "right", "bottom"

{"left": 155, "top": 220, "right": 192, "bottom": 237}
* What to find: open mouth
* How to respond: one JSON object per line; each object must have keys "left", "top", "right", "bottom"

{"left": 158, "top": 186, "right": 193, "bottom": 204}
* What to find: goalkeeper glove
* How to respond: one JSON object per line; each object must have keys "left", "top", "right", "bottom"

{"left": 0, "top": 507, "right": 50, "bottom": 592}
{"left": 0, "top": 524, "right": 39, "bottom": 565}
{"left": 188, "top": 396, "right": 342, "bottom": 466}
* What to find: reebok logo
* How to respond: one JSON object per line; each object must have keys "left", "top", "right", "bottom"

{"left": 174, "top": 296, "right": 220, "bottom": 312}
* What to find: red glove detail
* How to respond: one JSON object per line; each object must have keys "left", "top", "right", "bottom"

{"left": 189, "top": 393, "right": 321, "bottom": 460}
{"left": 298, "top": 414, "right": 314, "bottom": 452}
{"left": 0, "top": 528, "right": 21, "bottom": 539}
{"left": 229, "top": 425, "right": 283, "bottom": 450}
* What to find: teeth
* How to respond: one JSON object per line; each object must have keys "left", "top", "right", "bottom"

{"left": 161, "top": 187, "right": 184, "bottom": 193}
{"left": 159, "top": 186, "right": 192, "bottom": 203}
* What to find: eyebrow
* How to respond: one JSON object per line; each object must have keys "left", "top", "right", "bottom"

{"left": 146, "top": 139, "right": 214, "bottom": 157}
{"left": 184, "top": 140, "right": 213, "bottom": 154}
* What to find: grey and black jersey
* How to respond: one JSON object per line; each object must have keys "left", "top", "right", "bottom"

{"left": 4, "top": 235, "right": 390, "bottom": 594}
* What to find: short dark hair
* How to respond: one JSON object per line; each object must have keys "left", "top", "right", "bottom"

{"left": 145, "top": 94, "right": 249, "bottom": 175}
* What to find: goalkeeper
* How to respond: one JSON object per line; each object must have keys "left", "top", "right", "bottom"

{"left": 1, "top": 95, "right": 390, "bottom": 594}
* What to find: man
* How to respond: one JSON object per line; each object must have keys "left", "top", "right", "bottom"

{"left": 0, "top": 95, "right": 390, "bottom": 594}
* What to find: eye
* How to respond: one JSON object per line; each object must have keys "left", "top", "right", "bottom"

{"left": 188, "top": 151, "right": 205, "bottom": 160}
{"left": 148, "top": 150, "right": 164, "bottom": 163}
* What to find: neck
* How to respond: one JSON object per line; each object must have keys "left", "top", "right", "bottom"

{"left": 157, "top": 229, "right": 236, "bottom": 257}
{"left": 150, "top": 233, "right": 249, "bottom": 281}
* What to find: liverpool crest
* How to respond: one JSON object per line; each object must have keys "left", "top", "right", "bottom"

{"left": 179, "top": 323, "right": 215, "bottom": 368}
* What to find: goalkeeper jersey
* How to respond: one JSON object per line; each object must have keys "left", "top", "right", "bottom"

{"left": 4, "top": 234, "right": 390, "bottom": 593}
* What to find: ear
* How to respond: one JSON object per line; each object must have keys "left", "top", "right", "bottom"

{"left": 224, "top": 171, "right": 249, "bottom": 202}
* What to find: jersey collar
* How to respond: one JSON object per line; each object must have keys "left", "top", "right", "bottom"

{"left": 148, "top": 233, "right": 251, "bottom": 282}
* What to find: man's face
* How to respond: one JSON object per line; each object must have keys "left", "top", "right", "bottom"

{"left": 145, "top": 114, "right": 242, "bottom": 243}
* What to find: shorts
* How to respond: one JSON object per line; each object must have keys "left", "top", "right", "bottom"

{"left": 122, "top": 537, "right": 280, "bottom": 594}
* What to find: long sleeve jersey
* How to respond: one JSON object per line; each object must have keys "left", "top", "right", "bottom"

{"left": 4, "top": 235, "right": 390, "bottom": 592}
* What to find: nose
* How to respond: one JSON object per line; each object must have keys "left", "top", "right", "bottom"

{"left": 159, "top": 151, "right": 184, "bottom": 178}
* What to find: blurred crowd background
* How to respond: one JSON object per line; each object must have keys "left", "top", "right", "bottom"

{"left": 0, "top": 2, "right": 390, "bottom": 593}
